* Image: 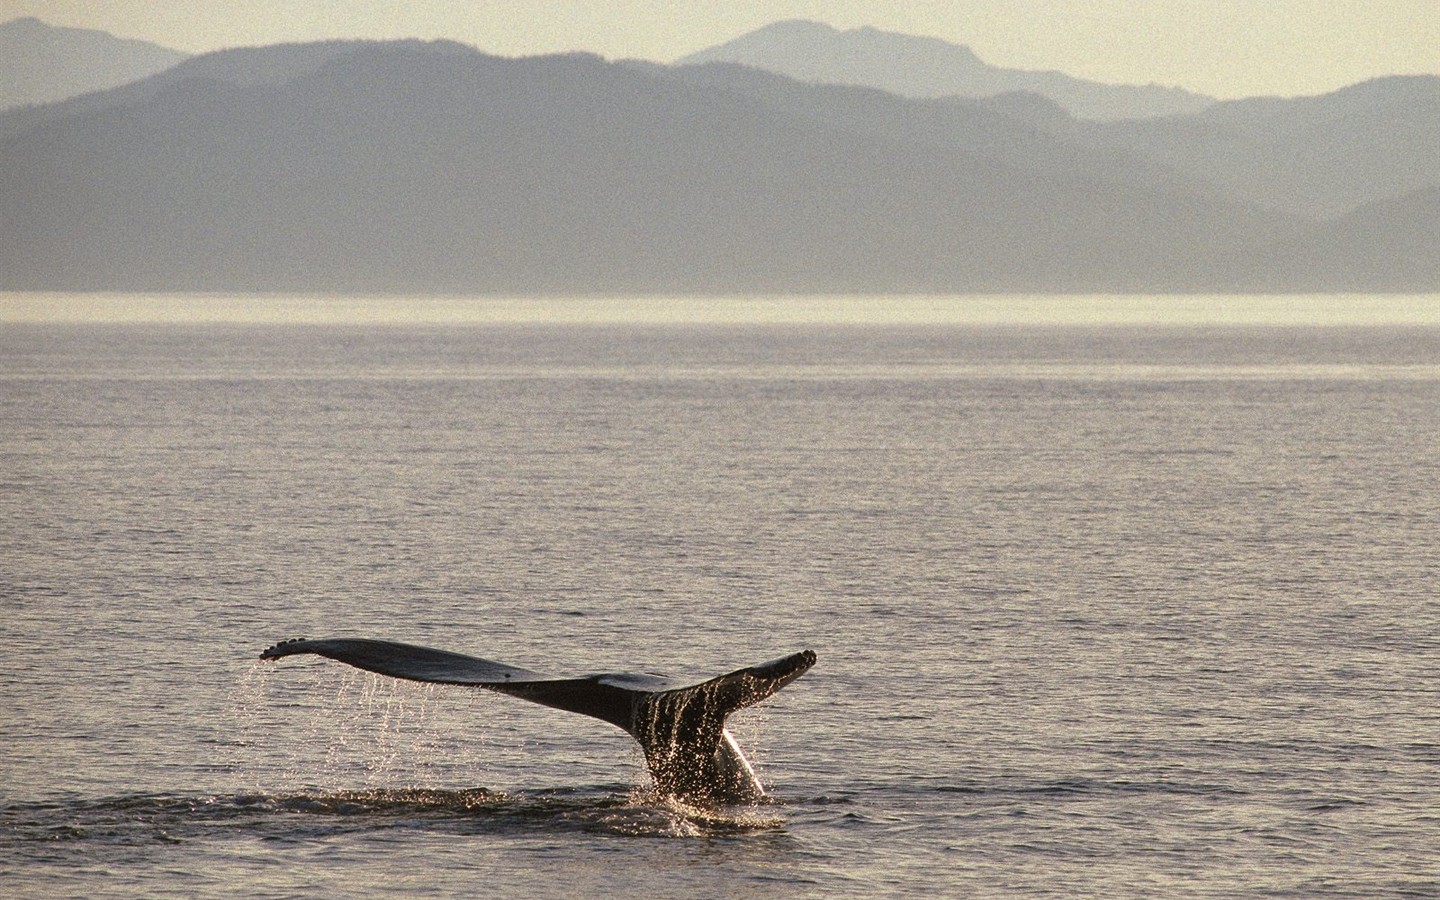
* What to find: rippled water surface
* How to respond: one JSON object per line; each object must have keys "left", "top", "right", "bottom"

{"left": 3, "top": 296, "right": 1439, "bottom": 897}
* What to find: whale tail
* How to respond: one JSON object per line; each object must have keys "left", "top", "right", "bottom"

{"left": 259, "top": 638, "right": 816, "bottom": 804}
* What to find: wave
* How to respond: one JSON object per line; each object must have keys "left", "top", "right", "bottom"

{"left": 1, "top": 786, "right": 788, "bottom": 848}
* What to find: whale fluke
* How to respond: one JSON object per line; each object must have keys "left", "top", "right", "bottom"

{"left": 259, "top": 638, "right": 816, "bottom": 804}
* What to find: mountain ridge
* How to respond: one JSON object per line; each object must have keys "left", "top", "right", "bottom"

{"left": 677, "top": 20, "right": 1215, "bottom": 122}
{"left": 1, "top": 37, "right": 1434, "bottom": 293}
{"left": 1070, "top": 74, "right": 1440, "bottom": 219}
{"left": 0, "top": 17, "right": 188, "bottom": 111}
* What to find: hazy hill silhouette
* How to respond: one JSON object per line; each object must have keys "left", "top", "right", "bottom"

{"left": 665, "top": 61, "right": 1440, "bottom": 278}
{"left": 1070, "top": 75, "right": 1440, "bottom": 219}
{"left": 1291, "top": 186, "right": 1440, "bottom": 291}
{"left": 0, "top": 40, "right": 1434, "bottom": 293}
{"left": 677, "top": 21, "right": 1440, "bottom": 223}
{"left": 0, "top": 40, "right": 377, "bottom": 144}
{"left": 677, "top": 20, "right": 1214, "bottom": 122}
{"left": 0, "top": 17, "right": 187, "bottom": 111}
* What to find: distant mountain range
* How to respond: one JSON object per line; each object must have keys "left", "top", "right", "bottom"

{"left": 678, "top": 20, "right": 1215, "bottom": 122}
{"left": 0, "top": 17, "right": 188, "bottom": 111}
{"left": 1, "top": 28, "right": 1436, "bottom": 293}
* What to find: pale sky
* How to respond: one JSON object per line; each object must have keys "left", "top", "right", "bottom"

{"left": 5, "top": 0, "right": 1438, "bottom": 99}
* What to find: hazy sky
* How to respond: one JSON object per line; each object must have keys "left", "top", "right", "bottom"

{"left": 7, "top": 0, "right": 1438, "bottom": 99}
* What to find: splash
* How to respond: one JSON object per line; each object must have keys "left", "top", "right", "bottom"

{"left": 631, "top": 680, "right": 777, "bottom": 805}
{"left": 231, "top": 662, "right": 508, "bottom": 794}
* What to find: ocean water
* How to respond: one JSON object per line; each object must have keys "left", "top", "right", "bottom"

{"left": 3, "top": 295, "right": 1439, "bottom": 897}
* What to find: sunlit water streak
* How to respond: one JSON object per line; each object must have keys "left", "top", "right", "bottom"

{"left": 3, "top": 294, "right": 1439, "bottom": 897}
{"left": 3, "top": 292, "right": 1440, "bottom": 326}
